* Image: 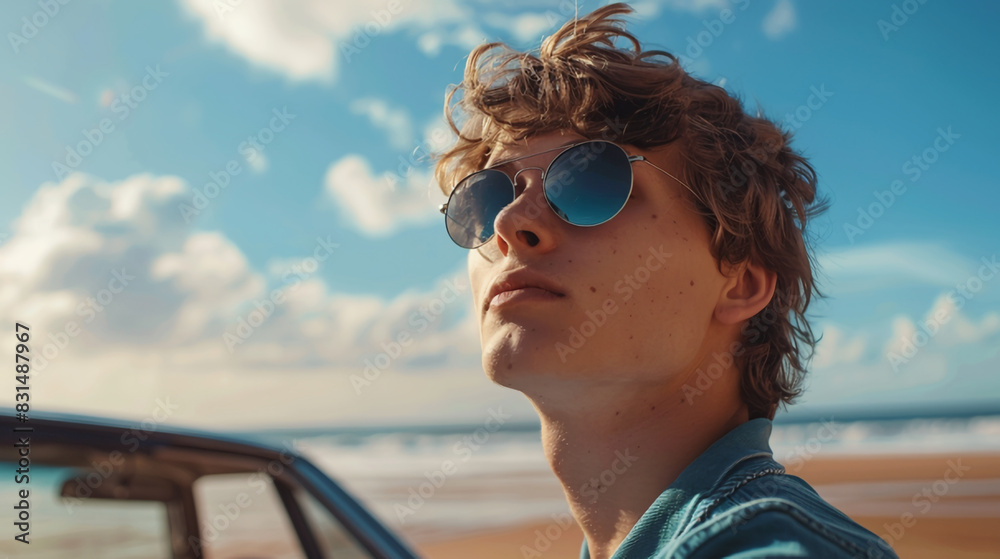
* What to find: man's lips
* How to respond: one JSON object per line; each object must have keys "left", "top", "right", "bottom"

{"left": 489, "top": 286, "right": 563, "bottom": 308}
{"left": 485, "top": 271, "right": 565, "bottom": 311}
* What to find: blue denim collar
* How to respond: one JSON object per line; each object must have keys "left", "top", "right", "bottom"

{"left": 580, "top": 418, "right": 775, "bottom": 559}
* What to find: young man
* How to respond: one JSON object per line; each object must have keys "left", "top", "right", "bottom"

{"left": 435, "top": 4, "right": 897, "bottom": 558}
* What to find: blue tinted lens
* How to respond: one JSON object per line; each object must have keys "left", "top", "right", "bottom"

{"left": 544, "top": 142, "right": 632, "bottom": 226}
{"left": 445, "top": 169, "right": 514, "bottom": 248}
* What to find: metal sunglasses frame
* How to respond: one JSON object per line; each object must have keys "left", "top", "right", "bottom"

{"left": 439, "top": 139, "right": 698, "bottom": 248}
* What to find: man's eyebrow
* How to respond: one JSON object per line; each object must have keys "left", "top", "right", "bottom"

{"left": 486, "top": 140, "right": 582, "bottom": 169}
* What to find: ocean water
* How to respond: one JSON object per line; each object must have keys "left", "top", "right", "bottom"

{"left": 278, "top": 414, "right": 1000, "bottom": 542}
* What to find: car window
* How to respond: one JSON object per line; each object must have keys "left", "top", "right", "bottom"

{"left": 293, "top": 487, "right": 373, "bottom": 558}
{"left": 192, "top": 472, "right": 305, "bottom": 559}
{"left": 0, "top": 462, "right": 172, "bottom": 558}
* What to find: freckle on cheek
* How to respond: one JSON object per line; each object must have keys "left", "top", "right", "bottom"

{"left": 690, "top": 280, "right": 694, "bottom": 286}
{"left": 590, "top": 286, "right": 596, "bottom": 293}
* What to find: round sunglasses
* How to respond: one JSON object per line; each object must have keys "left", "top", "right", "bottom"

{"left": 439, "top": 140, "right": 697, "bottom": 249}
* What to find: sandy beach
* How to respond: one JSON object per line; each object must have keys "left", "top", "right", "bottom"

{"left": 414, "top": 452, "right": 1000, "bottom": 558}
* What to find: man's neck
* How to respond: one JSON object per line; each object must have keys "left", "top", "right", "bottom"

{"left": 531, "top": 384, "right": 749, "bottom": 559}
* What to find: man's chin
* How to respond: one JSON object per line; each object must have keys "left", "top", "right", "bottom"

{"left": 481, "top": 327, "right": 579, "bottom": 384}
{"left": 482, "top": 349, "right": 531, "bottom": 388}
{"left": 483, "top": 356, "right": 579, "bottom": 394}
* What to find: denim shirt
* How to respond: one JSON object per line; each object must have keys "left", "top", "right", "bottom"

{"left": 578, "top": 418, "right": 899, "bottom": 558}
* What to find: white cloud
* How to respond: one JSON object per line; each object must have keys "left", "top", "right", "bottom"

{"left": 177, "top": 0, "right": 480, "bottom": 81}
{"left": 350, "top": 97, "right": 415, "bottom": 151}
{"left": 422, "top": 114, "right": 456, "bottom": 154}
{"left": 416, "top": 23, "right": 487, "bottom": 57}
{"left": 817, "top": 242, "right": 978, "bottom": 293}
{"left": 324, "top": 154, "right": 440, "bottom": 236}
{"left": 483, "top": 12, "right": 557, "bottom": 45}
{"left": 762, "top": 0, "right": 796, "bottom": 40}
{"left": 178, "top": 0, "right": 341, "bottom": 82}
{"left": 883, "top": 294, "right": 1000, "bottom": 358}
{"left": 324, "top": 110, "right": 454, "bottom": 239}
{"left": 0, "top": 170, "right": 489, "bottom": 427}
{"left": 0, "top": 171, "right": 470, "bottom": 364}
{"left": 883, "top": 316, "right": 919, "bottom": 362}
{"left": 794, "top": 289, "right": 1000, "bottom": 409}
{"left": 415, "top": 31, "right": 445, "bottom": 56}
{"left": 151, "top": 232, "right": 266, "bottom": 341}
{"left": 812, "top": 325, "right": 866, "bottom": 369}
{"left": 0, "top": 173, "right": 252, "bottom": 348}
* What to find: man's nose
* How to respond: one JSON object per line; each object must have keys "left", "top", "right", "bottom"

{"left": 492, "top": 167, "right": 560, "bottom": 252}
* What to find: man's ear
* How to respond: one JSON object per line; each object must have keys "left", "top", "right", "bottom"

{"left": 714, "top": 260, "right": 777, "bottom": 325}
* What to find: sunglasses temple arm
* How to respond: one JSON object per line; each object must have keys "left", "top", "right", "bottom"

{"left": 630, "top": 156, "right": 700, "bottom": 201}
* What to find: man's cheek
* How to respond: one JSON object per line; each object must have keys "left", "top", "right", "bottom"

{"left": 468, "top": 264, "right": 486, "bottom": 308}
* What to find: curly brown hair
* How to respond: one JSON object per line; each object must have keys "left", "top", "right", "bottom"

{"left": 433, "top": 2, "right": 829, "bottom": 420}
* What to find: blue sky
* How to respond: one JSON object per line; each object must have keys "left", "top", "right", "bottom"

{"left": 1, "top": 0, "right": 997, "bottom": 428}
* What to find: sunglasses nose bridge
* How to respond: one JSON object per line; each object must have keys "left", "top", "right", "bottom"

{"left": 500, "top": 165, "right": 550, "bottom": 223}
{"left": 510, "top": 165, "right": 545, "bottom": 196}
{"left": 492, "top": 164, "right": 561, "bottom": 251}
